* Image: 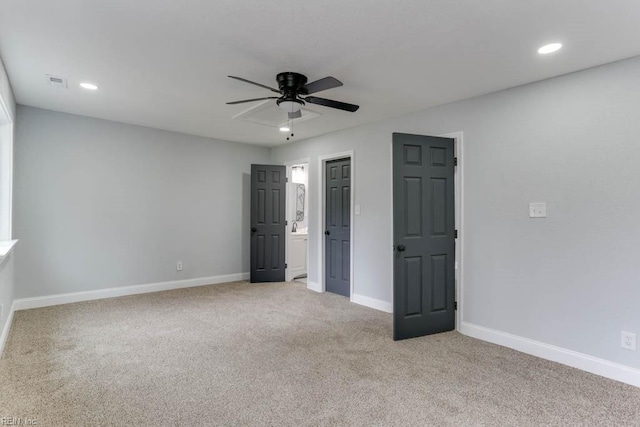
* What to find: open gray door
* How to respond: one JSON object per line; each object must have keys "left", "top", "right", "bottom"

{"left": 392, "top": 133, "right": 455, "bottom": 340}
{"left": 251, "top": 164, "right": 286, "bottom": 283}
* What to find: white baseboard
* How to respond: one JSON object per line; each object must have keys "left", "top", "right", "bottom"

{"left": 0, "top": 301, "right": 15, "bottom": 358}
{"left": 307, "top": 281, "right": 322, "bottom": 293}
{"left": 351, "top": 293, "right": 392, "bottom": 313}
{"left": 459, "top": 321, "right": 640, "bottom": 388}
{"left": 13, "top": 273, "right": 249, "bottom": 311}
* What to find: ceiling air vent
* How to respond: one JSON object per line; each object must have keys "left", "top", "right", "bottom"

{"left": 46, "top": 75, "right": 68, "bottom": 88}
{"left": 233, "top": 100, "right": 321, "bottom": 128}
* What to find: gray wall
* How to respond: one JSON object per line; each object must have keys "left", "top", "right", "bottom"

{"left": 14, "top": 106, "right": 270, "bottom": 298}
{"left": 271, "top": 56, "right": 640, "bottom": 369}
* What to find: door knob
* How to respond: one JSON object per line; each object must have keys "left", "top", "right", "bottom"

{"left": 324, "top": 230, "right": 330, "bottom": 235}
{"left": 251, "top": 227, "right": 257, "bottom": 232}
{"left": 396, "top": 245, "right": 406, "bottom": 252}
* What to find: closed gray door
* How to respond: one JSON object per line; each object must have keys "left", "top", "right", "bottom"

{"left": 251, "top": 164, "right": 286, "bottom": 283}
{"left": 392, "top": 133, "right": 455, "bottom": 340}
{"left": 325, "top": 158, "right": 351, "bottom": 297}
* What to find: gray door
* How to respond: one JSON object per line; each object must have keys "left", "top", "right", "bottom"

{"left": 251, "top": 164, "right": 286, "bottom": 283}
{"left": 325, "top": 158, "right": 351, "bottom": 297}
{"left": 392, "top": 133, "right": 455, "bottom": 340}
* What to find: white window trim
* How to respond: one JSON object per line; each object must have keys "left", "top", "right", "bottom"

{"left": 0, "top": 87, "right": 16, "bottom": 253}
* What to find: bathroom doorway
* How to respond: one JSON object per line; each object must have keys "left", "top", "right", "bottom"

{"left": 286, "top": 160, "right": 310, "bottom": 283}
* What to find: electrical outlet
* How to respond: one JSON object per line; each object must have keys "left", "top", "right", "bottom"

{"left": 621, "top": 331, "right": 636, "bottom": 351}
{"left": 176, "top": 261, "right": 183, "bottom": 272}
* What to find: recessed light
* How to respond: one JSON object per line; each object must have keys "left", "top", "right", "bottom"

{"left": 279, "top": 127, "right": 290, "bottom": 132}
{"left": 537, "top": 43, "right": 562, "bottom": 55}
{"left": 79, "top": 82, "right": 99, "bottom": 90}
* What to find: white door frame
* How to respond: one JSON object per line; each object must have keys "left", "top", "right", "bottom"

{"left": 318, "top": 151, "right": 355, "bottom": 300}
{"left": 389, "top": 132, "right": 464, "bottom": 329}
{"left": 438, "top": 131, "right": 464, "bottom": 331}
{"left": 284, "top": 157, "right": 310, "bottom": 282}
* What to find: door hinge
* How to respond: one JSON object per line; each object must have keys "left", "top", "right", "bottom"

{"left": 286, "top": 177, "right": 288, "bottom": 182}
{"left": 286, "top": 220, "right": 288, "bottom": 226}
{"left": 454, "top": 157, "right": 458, "bottom": 167}
{"left": 454, "top": 230, "right": 458, "bottom": 239}
{"left": 285, "top": 263, "right": 287, "bottom": 269}
{"left": 454, "top": 301, "right": 458, "bottom": 311}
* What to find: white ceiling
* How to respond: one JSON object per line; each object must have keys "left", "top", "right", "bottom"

{"left": 1, "top": 1, "right": 640, "bottom": 147}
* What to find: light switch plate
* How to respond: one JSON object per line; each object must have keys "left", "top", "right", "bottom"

{"left": 529, "top": 202, "right": 547, "bottom": 218}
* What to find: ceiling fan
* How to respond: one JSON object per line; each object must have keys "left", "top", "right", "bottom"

{"left": 226, "top": 72, "right": 359, "bottom": 119}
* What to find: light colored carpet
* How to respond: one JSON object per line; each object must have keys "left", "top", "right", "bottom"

{"left": 1, "top": 281, "right": 639, "bottom": 426}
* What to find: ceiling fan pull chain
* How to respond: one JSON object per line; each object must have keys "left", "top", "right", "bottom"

{"left": 286, "top": 104, "right": 295, "bottom": 141}
{"left": 290, "top": 104, "right": 294, "bottom": 139}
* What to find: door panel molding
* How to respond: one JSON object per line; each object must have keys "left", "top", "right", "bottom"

{"left": 318, "top": 151, "right": 355, "bottom": 299}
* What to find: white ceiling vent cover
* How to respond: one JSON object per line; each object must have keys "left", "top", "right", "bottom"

{"left": 233, "top": 101, "right": 321, "bottom": 128}
{"left": 46, "top": 75, "right": 67, "bottom": 88}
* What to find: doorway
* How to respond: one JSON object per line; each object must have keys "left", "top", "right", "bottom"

{"left": 285, "top": 161, "right": 309, "bottom": 283}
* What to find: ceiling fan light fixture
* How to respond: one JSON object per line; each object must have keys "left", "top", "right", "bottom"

{"left": 279, "top": 127, "right": 290, "bottom": 132}
{"left": 277, "top": 100, "right": 303, "bottom": 112}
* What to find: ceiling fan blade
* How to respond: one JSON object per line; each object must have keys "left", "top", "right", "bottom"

{"left": 228, "top": 76, "right": 280, "bottom": 93}
{"left": 304, "top": 96, "right": 359, "bottom": 112}
{"left": 303, "top": 77, "right": 343, "bottom": 94}
{"left": 288, "top": 110, "right": 302, "bottom": 119}
{"left": 226, "top": 97, "right": 279, "bottom": 105}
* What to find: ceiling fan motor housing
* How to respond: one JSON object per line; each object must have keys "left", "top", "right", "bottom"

{"left": 277, "top": 72, "right": 308, "bottom": 106}
{"left": 277, "top": 72, "right": 308, "bottom": 94}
